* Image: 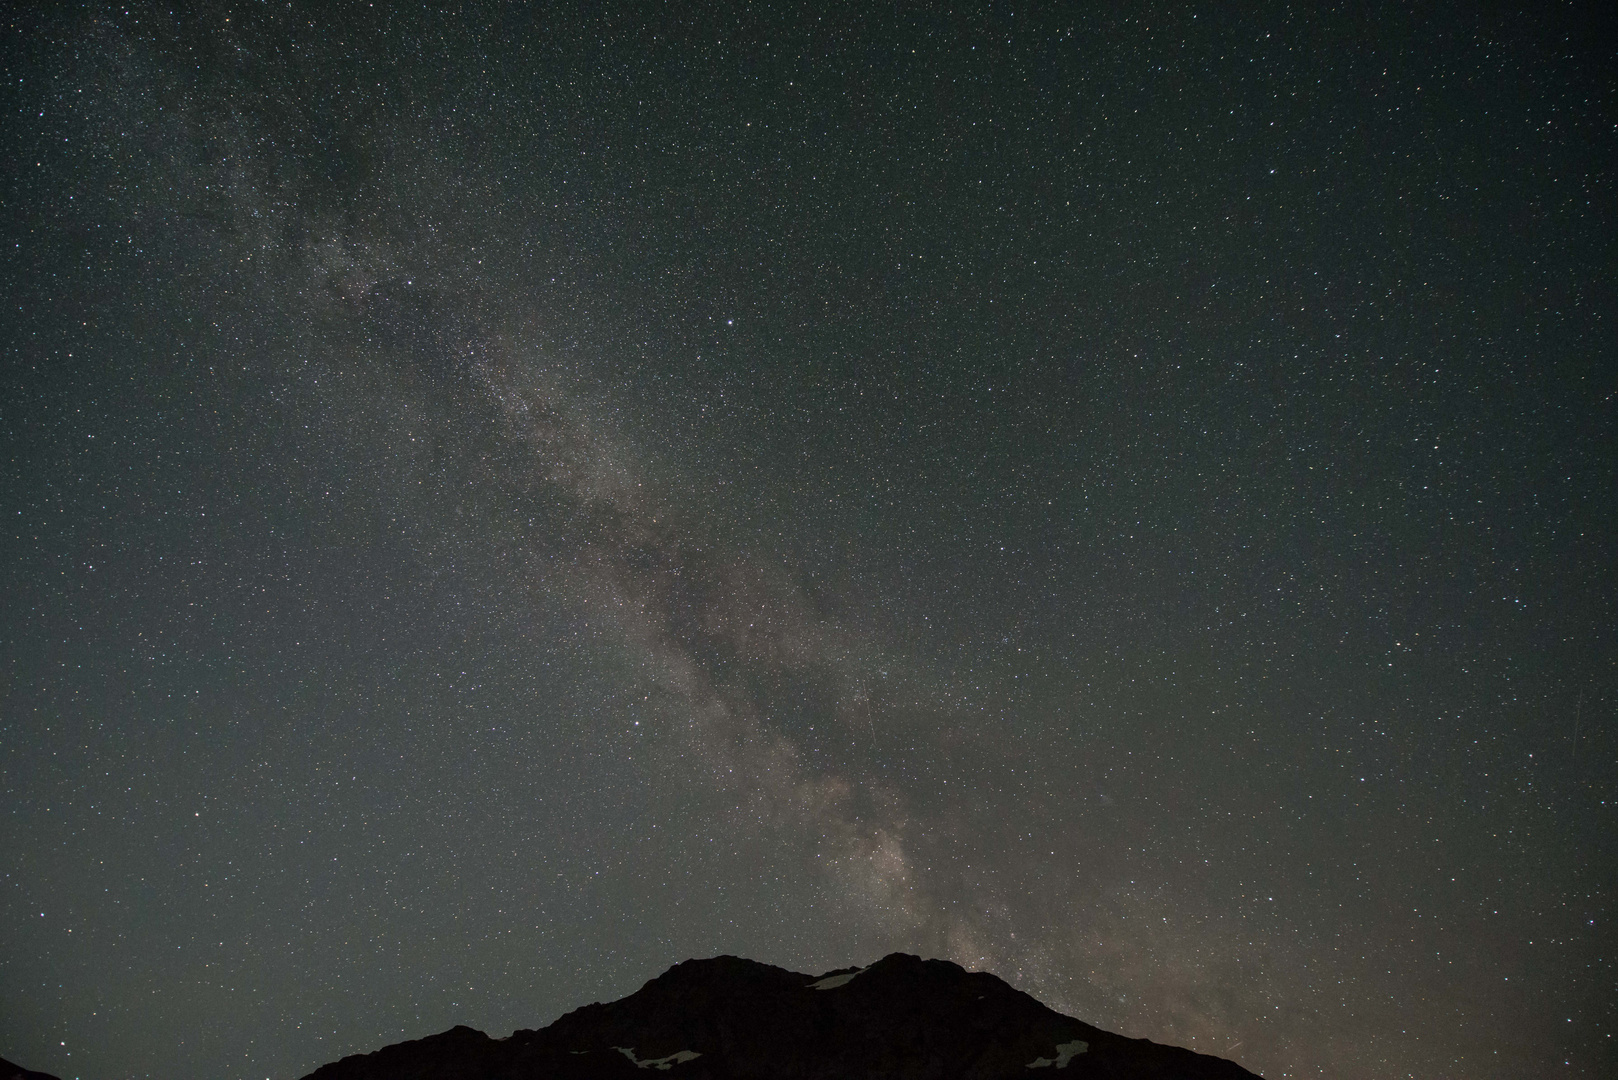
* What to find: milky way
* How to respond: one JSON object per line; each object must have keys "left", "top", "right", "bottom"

{"left": 3, "top": 6, "right": 1613, "bottom": 1080}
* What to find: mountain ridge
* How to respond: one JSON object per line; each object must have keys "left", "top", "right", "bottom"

{"left": 1, "top": 1055, "right": 63, "bottom": 1080}
{"left": 301, "top": 952, "right": 1261, "bottom": 1079}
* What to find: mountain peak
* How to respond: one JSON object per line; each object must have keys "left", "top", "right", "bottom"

{"left": 304, "top": 954, "right": 1261, "bottom": 1079}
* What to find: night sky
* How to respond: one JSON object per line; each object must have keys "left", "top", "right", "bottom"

{"left": 3, "top": 4, "right": 1614, "bottom": 1079}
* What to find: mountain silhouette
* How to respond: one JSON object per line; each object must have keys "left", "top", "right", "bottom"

{"left": 301, "top": 952, "right": 1260, "bottom": 1079}
{"left": 1, "top": 1056, "right": 62, "bottom": 1080}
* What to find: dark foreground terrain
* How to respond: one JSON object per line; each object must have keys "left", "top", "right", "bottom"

{"left": 1, "top": 1056, "right": 61, "bottom": 1080}
{"left": 302, "top": 952, "right": 1259, "bottom": 1079}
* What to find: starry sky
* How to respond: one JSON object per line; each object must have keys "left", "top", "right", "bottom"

{"left": 2, "top": 4, "right": 1614, "bottom": 1079}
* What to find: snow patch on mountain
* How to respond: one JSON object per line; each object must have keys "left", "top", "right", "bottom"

{"left": 808, "top": 967, "right": 867, "bottom": 990}
{"left": 1025, "top": 1040, "right": 1088, "bottom": 1069}
{"left": 613, "top": 1047, "right": 702, "bottom": 1070}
